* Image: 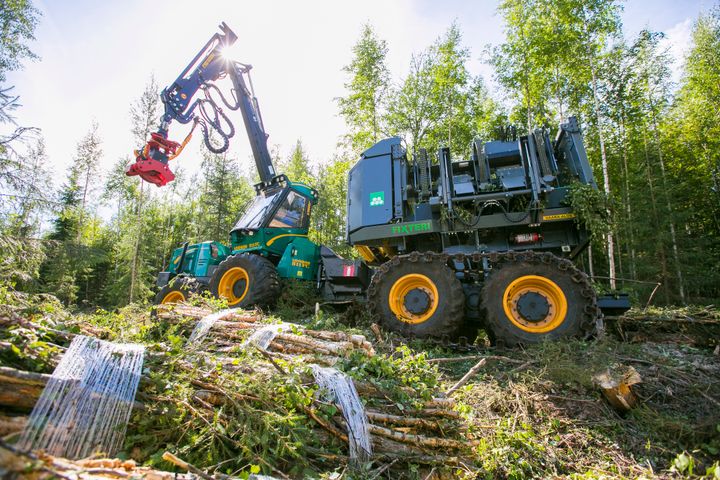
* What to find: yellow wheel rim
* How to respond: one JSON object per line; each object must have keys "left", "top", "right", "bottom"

{"left": 502, "top": 275, "right": 567, "bottom": 333}
{"left": 161, "top": 291, "right": 185, "bottom": 304}
{"left": 388, "top": 274, "right": 439, "bottom": 324}
{"left": 218, "top": 267, "right": 250, "bottom": 306}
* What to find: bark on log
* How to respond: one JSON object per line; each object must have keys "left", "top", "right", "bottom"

{"left": 0, "top": 366, "right": 146, "bottom": 412}
{"left": 413, "top": 408, "right": 461, "bottom": 419}
{"left": 0, "top": 414, "right": 27, "bottom": 436}
{"left": 268, "top": 341, "right": 333, "bottom": 356}
{"left": 274, "top": 333, "right": 356, "bottom": 356}
{"left": 0, "top": 366, "right": 51, "bottom": 409}
{"left": 365, "top": 411, "right": 447, "bottom": 431}
{"left": 368, "top": 424, "right": 474, "bottom": 450}
{"left": 302, "top": 330, "right": 374, "bottom": 353}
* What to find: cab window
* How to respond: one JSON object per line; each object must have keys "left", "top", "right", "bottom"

{"left": 269, "top": 191, "right": 308, "bottom": 228}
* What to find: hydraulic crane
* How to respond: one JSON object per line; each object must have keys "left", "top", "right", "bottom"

{"left": 127, "top": 22, "right": 275, "bottom": 186}
{"left": 126, "top": 23, "right": 370, "bottom": 308}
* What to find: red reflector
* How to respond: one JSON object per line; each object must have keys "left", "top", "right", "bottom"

{"left": 343, "top": 265, "right": 356, "bottom": 277}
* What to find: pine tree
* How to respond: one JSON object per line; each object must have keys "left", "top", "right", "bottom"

{"left": 42, "top": 165, "right": 82, "bottom": 304}
{"left": 1, "top": 136, "right": 52, "bottom": 238}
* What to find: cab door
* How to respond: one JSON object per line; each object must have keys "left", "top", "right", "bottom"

{"left": 263, "top": 190, "right": 311, "bottom": 257}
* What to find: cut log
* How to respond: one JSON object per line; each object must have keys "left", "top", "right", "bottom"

{"left": 0, "top": 414, "right": 27, "bottom": 436}
{"left": 0, "top": 366, "right": 50, "bottom": 409}
{"left": 366, "top": 411, "right": 448, "bottom": 431}
{"left": 274, "top": 333, "right": 358, "bottom": 356}
{"left": 368, "top": 424, "right": 474, "bottom": 450}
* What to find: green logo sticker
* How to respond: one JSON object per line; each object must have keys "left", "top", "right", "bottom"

{"left": 369, "top": 191, "right": 385, "bottom": 207}
{"left": 391, "top": 222, "right": 432, "bottom": 235}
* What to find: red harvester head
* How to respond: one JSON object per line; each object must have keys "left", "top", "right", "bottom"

{"left": 126, "top": 132, "right": 181, "bottom": 187}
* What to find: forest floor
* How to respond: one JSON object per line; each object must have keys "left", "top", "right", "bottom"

{"left": 0, "top": 284, "right": 719, "bottom": 479}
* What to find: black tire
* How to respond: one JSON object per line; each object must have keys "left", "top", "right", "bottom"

{"left": 368, "top": 252, "right": 465, "bottom": 338}
{"left": 209, "top": 254, "right": 280, "bottom": 308}
{"left": 481, "top": 251, "right": 599, "bottom": 346}
{"left": 154, "top": 276, "right": 200, "bottom": 305}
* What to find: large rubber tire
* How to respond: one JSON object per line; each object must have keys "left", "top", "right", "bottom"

{"left": 209, "top": 254, "right": 280, "bottom": 308}
{"left": 154, "top": 276, "right": 201, "bottom": 305}
{"left": 368, "top": 252, "right": 465, "bottom": 338}
{"left": 481, "top": 251, "right": 599, "bottom": 346}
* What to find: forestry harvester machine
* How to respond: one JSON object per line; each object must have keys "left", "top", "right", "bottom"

{"left": 126, "top": 23, "right": 628, "bottom": 346}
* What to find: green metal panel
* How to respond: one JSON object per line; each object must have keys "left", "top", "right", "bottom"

{"left": 168, "top": 241, "right": 230, "bottom": 276}
{"left": 231, "top": 227, "right": 310, "bottom": 256}
{"left": 276, "top": 236, "right": 320, "bottom": 281}
{"left": 288, "top": 182, "right": 318, "bottom": 204}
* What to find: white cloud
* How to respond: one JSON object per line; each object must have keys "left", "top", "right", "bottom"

{"left": 660, "top": 17, "right": 694, "bottom": 84}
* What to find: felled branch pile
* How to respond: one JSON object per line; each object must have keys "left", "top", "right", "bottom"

{"left": 2, "top": 302, "right": 475, "bottom": 477}
{"left": 155, "top": 304, "right": 468, "bottom": 459}
{"left": 156, "top": 303, "right": 375, "bottom": 357}
{"left": 606, "top": 306, "right": 720, "bottom": 347}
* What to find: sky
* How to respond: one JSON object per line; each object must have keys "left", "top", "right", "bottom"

{"left": 2, "top": 0, "right": 712, "bottom": 199}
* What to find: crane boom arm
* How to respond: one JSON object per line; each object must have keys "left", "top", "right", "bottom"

{"left": 126, "top": 23, "right": 275, "bottom": 186}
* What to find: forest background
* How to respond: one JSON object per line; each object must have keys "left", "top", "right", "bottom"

{"left": 1, "top": 0, "right": 719, "bottom": 308}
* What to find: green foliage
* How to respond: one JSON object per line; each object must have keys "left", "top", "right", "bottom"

{"left": 566, "top": 182, "right": 611, "bottom": 241}
{"left": 388, "top": 23, "right": 505, "bottom": 155}
{"left": 3, "top": 6, "right": 720, "bottom": 310}
{"left": 197, "top": 149, "right": 253, "bottom": 241}
{"left": 0, "top": 0, "right": 40, "bottom": 83}
{"left": 274, "top": 279, "right": 320, "bottom": 320}
{"left": 278, "top": 139, "right": 314, "bottom": 186}
{"left": 336, "top": 345, "right": 439, "bottom": 407}
{"left": 337, "top": 24, "right": 390, "bottom": 153}
{"left": 474, "top": 420, "right": 554, "bottom": 479}
{"left": 0, "top": 234, "right": 46, "bottom": 286}
{"left": 309, "top": 157, "right": 352, "bottom": 255}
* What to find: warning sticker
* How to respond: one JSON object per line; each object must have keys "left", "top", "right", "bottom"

{"left": 542, "top": 213, "right": 576, "bottom": 221}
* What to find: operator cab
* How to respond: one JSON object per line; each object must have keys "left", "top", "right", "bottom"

{"left": 230, "top": 175, "right": 318, "bottom": 251}
{"left": 232, "top": 187, "right": 311, "bottom": 232}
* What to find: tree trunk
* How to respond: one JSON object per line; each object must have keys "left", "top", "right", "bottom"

{"left": 129, "top": 182, "right": 144, "bottom": 303}
{"left": 649, "top": 110, "right": 686, "bottom": 304}
{"left": 620, "top": 117, "right": 637, "bottom": 280}
{"left": 589, "top": 62, "right": 616, "bottom": 289}
{"left": 643, "top": 130, "right": 669, "bottom": 304}
{"left": 555, "top": 64, "right": 564, "bottom": 123}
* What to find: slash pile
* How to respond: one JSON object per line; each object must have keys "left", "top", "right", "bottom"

{"left": 2, "top": 301, "right": 475, "bottom": 478}
{"left": 150, "top": 304, "right": 474, "bottom": 472}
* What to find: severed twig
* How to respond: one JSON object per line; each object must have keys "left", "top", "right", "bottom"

{"left": 445, "top": 358, "right": 487, "bottom": 395}
{"left": 162, "top": 451, "right": 216, "bottom": 480}
{"left": 254, "top": 344, "right": 287, "bottom": 374}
